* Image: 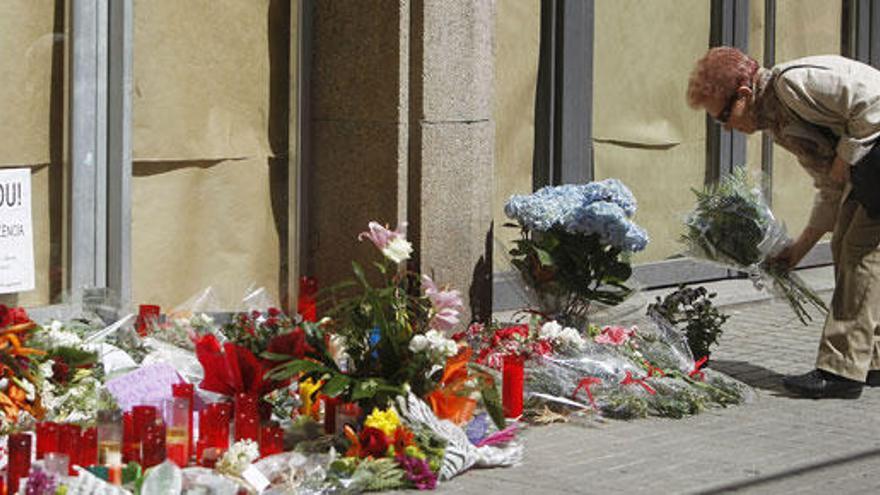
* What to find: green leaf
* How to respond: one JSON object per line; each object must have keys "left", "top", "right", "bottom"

{"left": 534, "top": 247, "right": 554, "bottom": 267}
{"left": 260, "top": 351, "right": 295, "bottom": 362}
{"left": 481, "top": 384, "right": 506, "bottom": 431}
{"left": 266, "top": 360, "right": 331, "bottom": 381}
{"left": 321, "top": 373, "right": 351, "bottom": 397}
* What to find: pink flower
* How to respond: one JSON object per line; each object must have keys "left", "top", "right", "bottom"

{"left": 422, "top": 274, "right": 463, "bottom": 331}
{"left": 594, "top": 325, "right": 636, "bottom": 346}
{"left": 358, "top": 221, "right": 412, "bottom": 263}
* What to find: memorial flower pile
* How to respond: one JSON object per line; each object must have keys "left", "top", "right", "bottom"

{"left": 504, "top": 179, "right": 648, "bottom": 327}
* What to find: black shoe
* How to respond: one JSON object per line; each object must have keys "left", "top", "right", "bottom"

{"left": 782, "top": 369, "right": 863, "bottom": 399}
{"left": 867, "top": 370, "right": 880, "bottom": 387}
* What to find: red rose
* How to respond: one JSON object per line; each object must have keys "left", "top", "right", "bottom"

{"left": 358, "top": 427, "right": 389, "bottom": 458}
{"left": 266, "top": 327, "right": 315, "bottom": 359}
{"left": 267, "top": 307, "right": 282, "bottom": 317}
{"left": 52, "top": 359, "right": 71, "bottom": 384}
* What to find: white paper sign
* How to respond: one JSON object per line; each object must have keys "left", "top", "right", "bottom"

{"left": 0, "top": 168, "right": 34, "bottom": 294}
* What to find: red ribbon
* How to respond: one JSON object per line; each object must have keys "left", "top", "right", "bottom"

{"left": 644, "top": 360, "right": 665, "bottom": 378}
{"left": 689, "top": 356, "right": 708, "bottom": 381}
{"left": 572, "top": 377, "right": 603, "bottom": 410}
{"left": 620, "top": 371, "right": 656, "bottom": 395}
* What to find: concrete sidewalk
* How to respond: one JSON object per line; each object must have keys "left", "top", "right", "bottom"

{"left": 439, "top": 266, "right": 880, "bottom": 494}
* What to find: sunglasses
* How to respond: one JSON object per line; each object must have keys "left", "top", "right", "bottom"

{"left": 713, "top": 92, "right": 741, "bottom": 125}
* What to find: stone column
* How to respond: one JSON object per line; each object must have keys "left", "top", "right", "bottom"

{"left": 309, "top": 0, "right": 495, "bottom": 326}
{"left": 409, "top": 0, "right": 496, "bottom": 324}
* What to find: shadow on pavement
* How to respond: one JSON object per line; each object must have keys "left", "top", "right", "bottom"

{"left": 710, "top": 359, "right": 787, "bottom": 393}
{"left": 694, "top": 447, "right": 880, "bottom": 494}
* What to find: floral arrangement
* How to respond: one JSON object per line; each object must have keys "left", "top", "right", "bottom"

{"left": 504, "top": 179, "right": 649, "bottom": 327}
{"left": 266, "top": 222, "right": 490, "bottom": 415}
{"left": 195, "top": 307, "right": 314, "bottom": 400}
{"left": 0, "top": 305, "right": 44, "bottom": 432}
{"left": 524, "top": 316, "right": 747, "bottom": 420}
{"left": 681, "top": 169, "right": 826, "bottom": 324}
{"left": 458, "top": 319, "right": 586, "bottom": 370}
{"left": 330, "top": 406, "right": 445, "bottom": 491}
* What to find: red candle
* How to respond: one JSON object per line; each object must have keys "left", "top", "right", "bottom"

{"left": 259, "top": 422, "right": 284, "bottom": 458}
{"left": 502, "top": 354, "right": 525, "bottom": 418}
{"left": 132, "top": 405, "right": 158, "bottom": 442}
{"left": 7, "top": 432, "right": 32, "bottom": 493}
{"left": 171, "top": 383, "right": 194, "bottom": 460}
{"left": 136, "top": 304, "right": 161, "bottom": 336}
{"left": 122, "top": 411, "right": 140, "bottom": 463}
{"left": 211, "top": 402, "right": 232, "bottom": 451}
{"left": 297, "top": 276, "right": 318, "bottom": 322}
{"left": 323, "top": 396, "right": 339, "bottom": 434}
{"left": 141, "top": 419, "right": 166, "bottom": 468}
{"left": 80, "top": 427, "right": 99, "bottom": 467}
{"left": 36, "top": 421, "right": 60, "bottom": 459}
{"left": 58, "top": 423, "right": 82, "bottom": 475}
{"left": 234, "top": 393, "right": 259, "bottom": 441}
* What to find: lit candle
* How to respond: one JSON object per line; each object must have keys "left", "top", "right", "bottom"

{"left": 234, "top": 393, "right": 259, "bottom": 441}
{"left": 141, "top": 419, "right": 166, "bottom": 468}
{"left": 80, "top": 426, "right": 99, "bottom": 467}
{"left": 164, "top": 397, "right": 190, "bottom": 467}
{"left": 36, "top": 421, "right": 59, "bottom": 459}
{"left": 98, "top": 410, "right": 123, "bottom": 467}
{"left": 171, "top": 382, "right": 194, "bottom": 461}
{"left": 7, "top": 432, "right": 32, "bottom": 493}
{"left": 58, "top": 423, "right": 82, "bottom": 475}
{"left": 259, "top": 422, "right": 284, "bottom": 458}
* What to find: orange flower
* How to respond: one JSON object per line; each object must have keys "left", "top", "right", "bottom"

{"left": 393, "top": 426, "right": 416, "bottom": 452}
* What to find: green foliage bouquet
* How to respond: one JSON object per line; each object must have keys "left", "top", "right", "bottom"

{"left": 682, "top": 170, "right": 827, "bottom": 324}
{"left": 267, "top": 222, "right": 467, "bottom": 410}
{"left": 504, "top": 179, "right": 649, "bottom": 327}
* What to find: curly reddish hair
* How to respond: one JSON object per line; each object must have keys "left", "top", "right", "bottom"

{"left": 687, "top": 47, "right": 759, "bottom": 108}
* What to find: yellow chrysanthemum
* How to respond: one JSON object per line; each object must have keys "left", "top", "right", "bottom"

{"left": 363, "top": 407, "right": 401, "bottom": 437}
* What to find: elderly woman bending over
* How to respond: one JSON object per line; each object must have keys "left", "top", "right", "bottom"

{"left": 687, "top": 46, "right": 880, "bottom": 399}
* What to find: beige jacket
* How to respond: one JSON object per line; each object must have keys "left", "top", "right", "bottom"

{"left": 754, "top": 55, "right": 880, "bottom": 232}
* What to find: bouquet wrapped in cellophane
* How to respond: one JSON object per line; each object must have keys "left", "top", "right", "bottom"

{"left": 681, "top": 169, "right": 827, "bottom": 324}
{"left": 523, "top": 318, "right": 748, "bottom": 420}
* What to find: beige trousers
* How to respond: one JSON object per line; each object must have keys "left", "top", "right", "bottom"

{"left": 816, "top": 198, "right": 880, "bottom": 381}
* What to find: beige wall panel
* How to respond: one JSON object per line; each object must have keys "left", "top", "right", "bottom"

{"left": 0, "top": 1, "right": 57, "bottom": 166}
{"left": 593, "top": 0, "right": 709, "bottom": 147}
{"left": 593, "top": 140, "right": 706, "bottom": 263}
{"left": 772, "top": 0, "right": 841, "bottom": 237}
{"left": 593, "top": 0, "right": 709, "bottom": 263}
{"left": 493, "top": 0, "right": 540, "bottom": 272}
{"left": 132, "top": 0, "right": 271, "bottom": 162}
{"left": 132, "top": 158, "right": 281, "bottom": 309}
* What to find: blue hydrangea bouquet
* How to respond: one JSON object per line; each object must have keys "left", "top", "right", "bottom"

{"left": 504, "top": 179, "right": 649, "bottom": 327}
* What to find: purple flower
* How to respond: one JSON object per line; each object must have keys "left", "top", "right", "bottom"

{"left": 396, "top": 455, "right": 438, "bottom": 490}
{"left": 25, "top": 466, "right": 57, "bottom": 495}
{"left": 465, "top": 413, "right": 489, "bottom": 445}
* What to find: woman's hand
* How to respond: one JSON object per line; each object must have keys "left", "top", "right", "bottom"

{"left": 769, "top": 227, "right": 824, "bottom": 271}
{"left": 830, "top": 156, "right": 850, "bottom": 184}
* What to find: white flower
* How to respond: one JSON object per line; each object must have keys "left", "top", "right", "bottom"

{"left": 383, "top": 236, "right": 413, "bottom": 264}
{"left": 216, "top": 440, "right": 260, "bottom": 476}
{"left": 410, "top": 330, "right": 458, "bottom": 363}
{"left": 409, "top": 335, "right": 429, "bottom": 353}
{"left": 38, "top": 361, "right": 55, "bottom": 380}
{"left": 539, "top": 320, "right": 586, "bottom": 350}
